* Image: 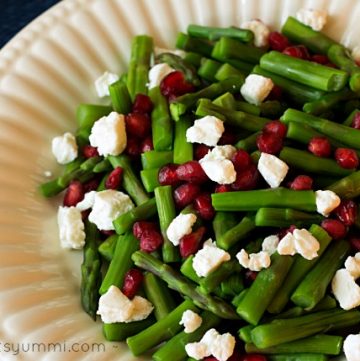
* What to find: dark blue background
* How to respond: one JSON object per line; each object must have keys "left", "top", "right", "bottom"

{"left": 0, "top": 0, "right": 61, "bottom": 48}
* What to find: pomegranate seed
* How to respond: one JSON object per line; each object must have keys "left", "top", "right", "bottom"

{"left": 173, "top": 183, "right": 201, "bottom": 208}
{"left": 140, "top": 229, "right": 163, "bottom": 252}
{"left": 122, "top": 269, "right": 144, "bottom": 299}
{"left": 349, "top": 236, "right": 360, "bottom": 252}
{"left": 263, "top": 120, "right": 287, "bottom": 139}
{"left": 193, "top": 193, "right": 215, "bottom": 220}
{"left": 105, "top": 167, "right": 123, "bottom": 190}
{"left": 125, "top": 113, "right": 151, "bottom": 139}
{"left": 283, "top": 45, "right": 310, "bottom": 60}
{"left": 176, "top": 161, "right": 209, "bottom": 184}
{"left": 335, "top": 148, "right": 359, "bottom": 169}
{"left": 245, "top": 270, "right": 258, "bottom": 286}
{"left": 82, "top": 145, "right": 99, "bottom": 158}
{"left": 256, "top": 132, "right": 283, "bottom": 154}
{"left": 334, "top": 200, "right": 358, "bottom": 226}
{"left": 160, "top": 71, "right": 195, "bottom": 99}
{"left": 240, "top": 355, "right": 268, "bottom": 361}
{"left": 267, "top": 85, "right": 283, "bottom": 101}
{"left": 179, "top": 226, "right": 206, "bottom": 258}
{"left": 277, "top": 225, "right": 297, "bottom": 239}
{"left": 194, "top": 144, "right": 211, "bottom": 160}
{"left": 218, "top": 129, "right": 237, "bottom": 145}
{"left": 321, "top": 219, "right": 347, "bottom": 240}
{"left": 308, "top": 136, "right": 332, "bottom": 157}
{"left": 101, "top": 230, "right": 115, "bottom": 237}
{"left": 132, "top": 94, "right": 153, "bottom": 114}
{"left": 290, "top": 175, "right": 313, "bottom": 190}
{"left": 231, "top": 149, "right": 253, "bottom": 172}
{"left": 215, "top": 184, "right": 232, "bottom": 193}
{"left": 351, "top": 112, "right": 360, "bottom": 129}
{"left": 269, "top": 31, "right": 290, "bottom": 52}
{"left": 125, "top": 137, "right": 142, "bottom": 157}
{"left": 158, "top": 164, "right": 180, "bottom": 186}
{"left": 63, "top": 180, "right": 84, "bottom": 206}
{"left": 81, "top": 209, "right": 91, "bottom": 221}
{"left": 133, "top": 221, "right": 158, "bottom": 239}
{"left": 231, "top": 164, "right": 259, "bottom": 191}
{"left": 140, "top": 136, "right": 154, "bottom": 153}
{"left": 311, "top": 54, "right": 329, "bottom": 65}
{"left": 83, "top": 178, "right": 100, "bottom": 193}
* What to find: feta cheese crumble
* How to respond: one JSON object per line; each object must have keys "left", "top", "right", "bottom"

{"left": 241, "top": 19, "right": 270, "bottom": 47}
{"left": 332, "top": 269, "right": 360, "bottom": 310}
{"left": 277, "top": 232, "right": 296, "bottom": 256}
{"left": 257, "top": 153, "right": 289, "bottom": 188}
{"left": 345, "top": 253, "right": 360, "bottom": 279}
{"left": 241, "top": 74, "right": 274, "bottom": 105}
{"left": 89, "top": 112, "right": 127, "bottom": 156}
{"left": 51, "top": 132, "right": 78, "bottom": 165}
{"left": 315, "top": 190, "right": 341, "bottom": 216}
{"left": 76, "top": 191, "right": 96, "bottom": 211}
{"left": 57, "top": 206, "right": 85, "bottom": 249}
{"left": 148, "top": 63, "right": 175, "bottom": 89}
{"left": 262, "top": 235, "right": 280, "bottom": 255}
{"left": 186, "top": 116, "right": 225, "bottom": 146}
{"left": 236, "top": 249, "right": 271, "bottom": 271}
{"left": 296, "top": 8, "right": 328, "bottom": 31}
{"left": 192, "top": 239, "right": 231, "bottom": 277}
{"left": 343, "top": 334, "right": 360, "bottom": 361}
{"left": 88, "top": 190, "right": 134, "bottom": 231}
{"left": 166, "top": 213, "right": 197, "bottom": 246}
{"left": 97, "top": 285, "right": 153, "bottom": 323}
{"left": 179, "top": 310, "right": 202, "bottom": 333}
{"left": 94, "top": 71, "right": 119, "bottom": 97}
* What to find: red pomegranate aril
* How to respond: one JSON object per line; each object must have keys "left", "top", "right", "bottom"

{"left": 231, "top": 165, "right": 259, "bottom": 191}
{"left": 311, "top": 54, "right": 329, "bottom": 65}
{"left": 195, "top": 144, "right": 211, "bottom": 160}
{"left": 179, "top": 226, "right": 206, "bottom": 258}
{"left": 133, "top": 221, "right": 158, "bottom": 239}
{"left": 352, "top": 112, "right": 360, "bottom": 129}
{"left": 63, "top": 180, "right": 84, "bottom": 206}
{"left": 82, "top": 145, "right": 99, "bottom": 158}
{"left": 283, "top": 45, "right": 310, "bottom": 60}
{"left": 125, "top": 137, "right": 142, "bottom": 157}
{"left": 256, "top": 132, "right": 283, "bottom": 154}
{"left": 122, "top": 269, "right": 144, "bottom": 299}
{"left": 218, "top": 129, "right": 237, "bottom": 145}
{"left": 269, "top": 31, "right": 290, "bottom": 52}
{"left": 160, "top": 71, "right": 195, "bottom": 99}
{"left": 245, "top": 270, "right": 258, "bottom": 285}
{"left": 158, "top": 164, "right": 180, "bottom": 186}
{"left": 290, "top": 175, "right": 313, "bottom": 190}
{"left": 105, "top": 167, "right": 123, "bottom": 190}
{"left": 140, "top": 136, "right": 154, "bottom": 153}
{"left": 334, "top": 200, "right": 358, "bottom": 226}
{"left": 132, "top": 94, "right": 153, "bottom": 114}
{"left": 215, "top": 184, "right": 232, "bottom": 193}
{"left": 267, "top": 85, "right": 283, "bottom": 101}
{"left": 174, "top": 183, "right": 201, "bottom": 208}
{"left": 321, "top": 219, "right": 347, "bottom": 240}
{"left": 240, "top": 355, "right": 268, "bottom": 361}
{"left": 140, "top": 229, "right": 163, "bottom": 253}
{"left": 263, "top": 120, "right": 287, "bottom": 139}
{"left": 193, "top": 193, "right": 215, "bottom": 220}
{"left": 176, "top": 161, "right": 209, "bottom": 184}
{"left": 231, "top": 149, "right": 253, "bottom": 172}
{"left": 350, "top": 236, "right": 360, "bottom": 252}
{"left": 125, "top": 113, "right": 151, "bottom": 138}
{"left": 277, "top": 225, "right": 297, "bottom": 239}
{"left": 101, "top": 230, "right": 115, "bottom": 237}
{"left": 335, "top": 148, "right": 359, "bottom": 169}
{"left": 308, "top": 136, "right": 332, "bottom": 157}
{"left": 83, "top": 178, "right": 100, "bottom": 193}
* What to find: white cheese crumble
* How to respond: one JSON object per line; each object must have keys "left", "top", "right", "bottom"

{"left": 332, "top": 269, "right": 360, "bottom": 310}
{"left": 296, "top": 8, "right": 328, "bottom": 31}
{"left": 193, "top": 239, "right": 231, "bottom": 277}
{"left": 262, "top": 235, "right": 280, "bottom": 255}
{"left": 343, "top": 334, "right": 360, "bottom": 361}
{"left": 148, "top": 63, "right": 175, "bottom": 89}
{"left": 76, "top": 191, "right": 96, "bottom": 211}
{"left": 241, "top": 19, "right": 270, "bottom": 47}
{"left": 201, "top": 145, "right": 237, "bottom": 161}
{"left": 94, "top": 71, "right": 119, "bottom": 97}
{"left": 345, "top": 253, "right": 360, "bottom": 279}
{"left": 89, "top": 112, "right": 127, "bottom": 157}
{"left": 315, "top": 190, "right": 341, "bottom": 216}
{"left": 154, "top": 47, "right": 186, "bottom": 58}
{"left": 241, "top": 74, "right": 274, "bottom": 106}
{"left": 88, "top": 190, "right": 134, "bottom": 231}
{"left": 97, "top": 285, "right": 153, "bottom": 323}
{"left": 166, "top": 213, "right": 197, "bottom": 246}
{"left": 236, "top": 249, "right": 271, "bottom": 271}
{"left": 179, "top": 310, "right": 202, "bottom": 333}
{"left": 277, "top": 232, "right": 296, "bottom": 256}
{"left": 57, "top": 206, "right": 85, "bottom": 249}
{"left": 51, "top": 132, "right": 78, "bottom": 165}
{"left": 186, "top": 116, "right": 225, "bottom": 147}
{"left": 257, "top": 153, "right": 289, "bottom": 188}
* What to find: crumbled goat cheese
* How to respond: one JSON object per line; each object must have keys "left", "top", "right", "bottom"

{"left": 166, "top": 213, "right": 197, "bottom": 246}
{"left": 343, "top": 334, "right": 360, "bottom": 361}
{"left": 241, "top": 19, "right": 270, "bottom": 47}
{"left": 88, "top": 190, "right": 134, "bottom": 231}
{"left": 154, "top": 47, "right": 186, "bottom": 58}
{"left": 180, "top": 310, "right": 203, "bottom": 333}
{"left": 148, "top": 63, "right": 175, "bottom": 89}
{"left": 76, "top": 191, "right": 96, "bottom": 211}
{"left": 277, "top": 232, "right": 296, "bottom": 256}
{"left": 185, "top": 342, "right": 210, "bottom": 360}
{"left": 257, "top": 153, "right": 289, "bottom": 188}
{"left": 240, "top": 74, "right": 274, "bottom": 105}
{"left": 345, "top": 253, "right": 360, "bottom": 279}
{"left": 201, "top": 145, "right": 237, "bottom": 161}
{"left": 193, "top": 239, "right": 231, "bottom": 277}
{"left": 315, "top": 190, "right": 341, "bottom": 216}
{"left": 296, "top": 8, "right": 327, "bottom": 31}
{"left": 332, "top": 269, "right": 360, "bottom": 310}
{"left": 94, "top": 71, "right": 119, "bottom": 97}
{"left": 236, "top": 249, "right": 271, "bottom": 271}
{"left": 51, "top": 132, "right": 78, "bottom": 165}
{"left": 262, "top": 235, "right": 280, "bottom": 255}
{"left": 186, "top": 116, "right": 225, "bottom": 146}
{"left": 57, "top": 206, "right": 85, "bottom": 249}
{"left": 97, "top": 285, "right": 153, "bottom": 323}
{"left": 89, "top": 112, "right": 127, "bottom": 156}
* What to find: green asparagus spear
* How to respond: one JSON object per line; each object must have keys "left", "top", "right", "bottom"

{"left": 235, "top": 131, "right": 260, "bottom": 152}
{"left": 188, "top": 24, "right": 253, "bottom": 42}
{"left": 213, "top": 211, "right": 239, "bottom": 241}
{"left": 140, "top": 168, "right": 160, "bottom": 193}
{"left": 198, "top": 58, "right": 222, "bottom": 82}
{"left": 176, "top": 33, "right": 214, "bottom": 57}
{"left": 215, "top": 63, "right": 245, "bottom": 81}
{"left": 267, "top": 355, "right": 328, "bottom": 361}
{"left": 76, "top": 103, "right": 112, "bottom": 130}
{"left": 92, "top": 158, "right": 112, "bottom": 173}
{"left": 173, "top": 116, "right": 193, "bottom": 164}
{"left": 326, "top": 170, "right": 360, "bottom": 199}
{"left": 98, "top": 234, "right": 118, "bottom": 262}
{"left": 109, "top": 80, "right": 132, "bottom": 114}
{"left": 141, "top": 150, "right": 173, "bottom": 170}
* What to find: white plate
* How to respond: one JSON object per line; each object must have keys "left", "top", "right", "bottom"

{"left": 0, "top": 0, "right": 358, "bottom": 360}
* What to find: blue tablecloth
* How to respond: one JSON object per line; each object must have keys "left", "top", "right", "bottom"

{"left": 0, "top": 0, "right": 61, "bottom": 49}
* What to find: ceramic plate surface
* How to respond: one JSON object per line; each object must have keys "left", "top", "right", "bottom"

{"left": 0, "top": 0, "right": 358, "bottom": 359}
